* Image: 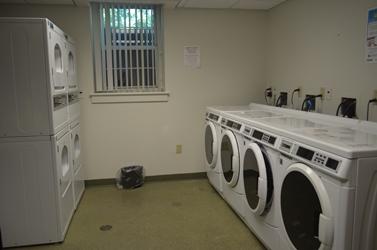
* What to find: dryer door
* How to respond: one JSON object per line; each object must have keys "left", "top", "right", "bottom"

{"left": 66, "top": 43, "right": 78, "bottom": 92}
{"left": 220, "top": 129, "right": 240, "bottom": 187}
{"left": 280, "top": 163, "right": 333, "bottom": 250}
{"left": 56, "top": 132, "right": 72, "bottom": 195}
{"left": 243, "top": 143, "right": 273, "bottom": 215}
{"left": 71, "top": 125, "right": 81, "bottom": 172}
{"left": 49, "top": 31, "right": 67, "bottom": 94}
{"left": 204, "top": 121, "right": 218, "bottom": 169}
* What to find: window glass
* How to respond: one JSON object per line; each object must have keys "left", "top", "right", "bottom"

{"left": 91, "top": 3, "right": 163, "bottom": 92}
{"left": 205, "top": 125, "right": 214, "bottom": 165}
{"left": 221, "top": 134, "right": 234, "bottom": 182}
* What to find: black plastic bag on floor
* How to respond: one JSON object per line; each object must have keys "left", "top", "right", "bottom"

{"left": 116, "top": 165, "right": 144, "bottom": 189}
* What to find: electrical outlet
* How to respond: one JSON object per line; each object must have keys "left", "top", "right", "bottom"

{"left": 176, "top": 145, "right": 182, "bottom": 154}
{"left": 320, "top": 87, "right": 333, "bottom": 100}
{"left": 341, "top": 98, "right": 356, "bottom": 118}
{"left": 305, "top": 95, "right": 316, "bottom": 111}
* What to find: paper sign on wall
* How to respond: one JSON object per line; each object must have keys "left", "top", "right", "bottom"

{"left": 366, "top": 7, "right": 377, "bottom": 63}
{"left": 184, "top": 46, "right": 200, "bottom": 68}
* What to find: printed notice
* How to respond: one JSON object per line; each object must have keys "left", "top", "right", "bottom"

{"left": 366, "top": 7, "right": 377, "bottom": 63}
{"left": 184, "top": 46, "right": 200, "bottom": 68}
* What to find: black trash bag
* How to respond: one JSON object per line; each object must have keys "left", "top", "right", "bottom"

{"left": 116, "top": 165, "right": 144, "bottom": 189}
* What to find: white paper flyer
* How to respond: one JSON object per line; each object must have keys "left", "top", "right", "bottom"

{"left": 366, "top": 7, "right": 377, "bottom": 63}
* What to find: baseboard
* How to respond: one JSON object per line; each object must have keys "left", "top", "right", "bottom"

{"left": 85, "top": 178, "right": 115, "bottom": 186}
{"left": 85, "top": 172, "right": 207, "bottom": 186}
{"left": 145, "top": 172, "right": 206, "bottom": 182}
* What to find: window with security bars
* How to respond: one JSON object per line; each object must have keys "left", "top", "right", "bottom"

{"left": 90, "top": 3, "right": 164, "bottom": 92}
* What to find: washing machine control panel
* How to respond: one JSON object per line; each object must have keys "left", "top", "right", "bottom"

{"left": 206, "top": 112, "right": 220, "bottom": 122}
{"left": 243, "top": 126, "right": 252, "bottom": 135}
{"left": 251, "top": 129, "right": 276, "bottom": 146}
{"left": 292, "top": 145, "right": 340, "bottom": 171}
{"left": 221, "top": 118, "right": 242, "bottom": 131}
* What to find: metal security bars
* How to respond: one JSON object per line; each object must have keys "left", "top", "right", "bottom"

{"left": 91, "top": 3, "right": 164, "bottom": 92}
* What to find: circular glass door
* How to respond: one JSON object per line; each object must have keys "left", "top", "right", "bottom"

{"left": 220, "top": 130, "right": 239, "bottom": 187}
{"left": 60, "top": 145, "right": 70, "bottom": 194}
{"left": 243, "top": 143, "right": 273, "bottom": 215}
{"left": 204, "top": 122, "right": 218, "bottom": 168}
{"left": 54, "top": 44, "right": 63, "bottom": 73}
{"left": 281, "top": 163, "right": 333, "bottom": 250}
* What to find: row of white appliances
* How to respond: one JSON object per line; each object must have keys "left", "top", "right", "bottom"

{"left": 0, "top": 18, "right": 84, "bottom": 247}
{"left": 204, "top": 103, "right": 377, "bottom": 250}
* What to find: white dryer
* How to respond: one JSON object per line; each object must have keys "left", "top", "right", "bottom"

{"left": 204, "top": 111, "right": 222, "bottom": 193}
{"left": 0, "top": 128, "right": 75, "bottom": 248}
{"left": 54, "top": 127, "right": 75, "bottom": 237}
{"left": 219, "top": 117, "right": 244, "bottom": 216}
{"left": 0, "top": 18, "right": 75, "bottom": 136}
{"left": 66, "top": 39, "right": 78, "bottom": 93}
{"left": 217, "top": 109, "right": 284, "bottom": 217}
{"left": 240, "top": 126, "right": 281, "bottom": 250}
{"left": 70, "top": 120, "right": 85, "bottom": 208}
{"left": 250, "top": 117, "right": 377, "bottom": 250}
{"left": 205, "top": 106, "right": 252, "bottom": 194}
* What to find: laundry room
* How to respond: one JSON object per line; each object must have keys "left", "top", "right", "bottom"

{"left": 0, "top": 0, "right": 377, "bottom": 249}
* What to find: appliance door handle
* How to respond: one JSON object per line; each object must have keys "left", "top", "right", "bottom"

{"left": 318, "top": 213, "right": 333, "bottom": 247}
{"left": 257, "top": 177, "right": 267, "bottom": 200}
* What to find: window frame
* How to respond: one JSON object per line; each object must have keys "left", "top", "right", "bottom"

{"left": 90, "top": 2, "right": 165, "bottom": 95}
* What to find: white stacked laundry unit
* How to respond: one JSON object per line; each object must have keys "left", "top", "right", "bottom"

{"left": 0, "top": 18, "right": 84, "bottom": 247}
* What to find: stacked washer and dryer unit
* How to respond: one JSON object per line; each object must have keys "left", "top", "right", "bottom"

{"left": 205, "top": 104, "right": 377, "bottom": 250}
{"left": 0, "top": 18, "right": 84, "bottom": 248}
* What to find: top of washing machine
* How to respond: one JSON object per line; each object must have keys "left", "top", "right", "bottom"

{"left": 227, "top": 110, "right": 284, "bottom": 119}
{"left": 224, "top": 103, "right": 377, "bottom": 159}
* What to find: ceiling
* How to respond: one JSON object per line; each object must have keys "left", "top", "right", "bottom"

{"left": 0, "top": 0, "right": 286, "bottom": 9}
{"left": 177, "top": 0, "right": 286, "bottom": 10}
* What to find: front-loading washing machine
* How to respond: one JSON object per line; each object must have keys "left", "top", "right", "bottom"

{"left": 54, "top": 127, "right": 75, "bottom": 238}
{"left": 204, "top": 111, "right": 223, "bottom": 194}
{"left": 240, "top": 126, "right": 282, "bottom": 250}
{"left": 262, "top": 122, "right": 377, "bottom": 250}
{"left": 0, "top": 127, "right": 75, "bottom": 248}
{"left": 205, "top": 106, "right": 253, "bottom": 194}
{"left": 219, "top": 117, "right": 245, "bottom": 217}
{"left": 218, "top": 109, "right": 286, "bottom": 219}
{"left": 70, "top": 120, "right": 85, "bottom": 208}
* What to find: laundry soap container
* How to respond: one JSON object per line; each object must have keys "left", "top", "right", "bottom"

{"left": 116, "top": 166, "right": 144, "bottom": 189}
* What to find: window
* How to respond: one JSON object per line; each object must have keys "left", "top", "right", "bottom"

{"left": 90, "top": 3, "right": 164, "bottom": 93}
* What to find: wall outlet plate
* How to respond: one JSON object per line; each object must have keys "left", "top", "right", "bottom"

{"left": 320, "top": 88, "right": 333, "bottom": 101}
{"left": 341, "top": 97, "right": 356, "bottom": 118}
{"left": 176, "top": 145, "right": 182, "bottom": 154}
{"left": 320, "top": 87, "right": 333, "bottom": 100}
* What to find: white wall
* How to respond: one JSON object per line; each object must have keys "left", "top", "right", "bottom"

{"left": 0, "top": 5, "right": 267, "bottom": 179}
{"left": 3, "top": 0, "right": 376, "bottom": 180}
{"left": 266, "top": 0, "right": 377, "bottom": 120}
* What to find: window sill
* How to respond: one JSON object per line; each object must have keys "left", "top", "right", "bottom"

{"left": 90, "top": 91, "right": 170, "bottom": 104}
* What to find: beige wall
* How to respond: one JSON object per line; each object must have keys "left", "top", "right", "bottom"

{"left": 0, "top": 5, "right": 267, "bottom": 179}
{"left": 3, "top": 0, "right": 376, "bottom": 180}
{"left": 266, "top": 0, "right": 377, "bottom": 120}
